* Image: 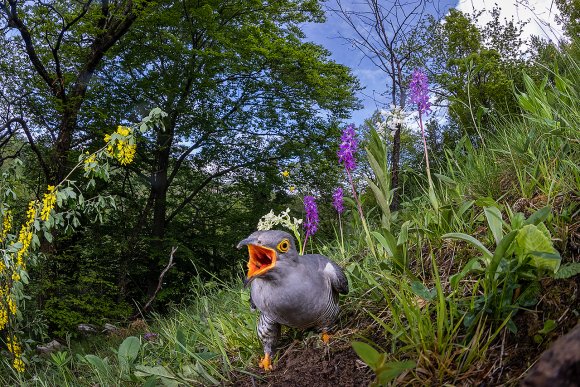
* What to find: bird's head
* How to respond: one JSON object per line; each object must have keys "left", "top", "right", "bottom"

{"left": 237, "top": 230, "right": 298, "bottom": 279}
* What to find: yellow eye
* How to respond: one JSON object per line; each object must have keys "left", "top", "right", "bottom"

{"left": 277, "top": 239, "right": 290, "bottom": 253}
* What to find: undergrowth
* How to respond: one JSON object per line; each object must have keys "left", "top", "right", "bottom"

{"left": 1, "top": 40, "right": 579, "bottom": 387}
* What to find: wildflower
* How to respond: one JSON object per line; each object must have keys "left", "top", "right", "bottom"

{"left": 332, "top": 187, "right": 344, "bottom": 214}
{"left": 303, "top": 196, "right": 319, "bottom": 236}
{"left": 83, "top": 152, "right": 97, "bottom": 172}
{"left": 409, "top": 69, "right": 431, "bottom": 115}
{"left": 257, "top": 208, "right": 303, "bottom": 251}
{"left": 41, "top": 185, "right": 57, "bottom": 222}
{"left": 16, "top": 201, "right": 37, "bottom": 268}
{"left": 0, "top": 307, "right": 7, "bottom": 330}
{"left": 337, "top": 124, "right": 357, "bottom": 171}
{"left": 7, "top": 296, "right": 16, "bottom": 315}
{"left": 281, "top": 170, "right": 289, "bottom": 178}
{"left": 289, "top": 186, "right": 296, "bottom": 193}
{"left": 144, "top": 332, "right": 158, "bottom": 341}
{"left": 7, "top": 335, "right": 24, "bottom": 373}
{"left": 1, "top": 210, "right": 12, "bottom": 240}
{"left": 13, "top": 358, "right": 24, "bottom": 373}
{"left": 104, "top": 125, "right": 137, "bottom": 165}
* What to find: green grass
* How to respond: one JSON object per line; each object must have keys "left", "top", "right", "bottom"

{"left": 2, "top": 40, "right": 579, "bottom": 387}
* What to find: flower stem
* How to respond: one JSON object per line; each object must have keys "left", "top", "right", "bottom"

{"left": 346, "top": 169, "right": 364, "bottom": 221}
{"left": 418, "top": 112, "right": 433, "bottom": 186}
{"left": 301, "top": 231, "right": 310, "bottom": 255}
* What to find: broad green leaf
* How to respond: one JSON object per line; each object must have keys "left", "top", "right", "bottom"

{"left": 176, "top": 329, "right": 187, "bottom": 354}
{"left": 475, "top": 197, "right": 499, "bottom": 208}
{"left": 434, "top": 173, "right": 456, "bottom": 186}
{"left": 554, "top": 262, "right": 580, "bottom": 279}
{"left": 371, "top": 231, "right": 397, "bottom": 258}
{"left": 456, "top": 200, "right": 474, "bottom": 219}
{"left": 397, "top": 221, "right": 410, "bottom": 246}
{"left": 442, "top": 233, "right": 492, "bottom": 263}
{"left": 135, "top": 365, "right": 178, "bottom": 387}
{"left": 366, "top": 178, "right": 390, "bottom": 217}
{"left": 428, "top": 184, "right": 439, "bottom": 212}
{"left": 352, "top": 341, "right": 381, "bottom": 369}
{"left": 84, "top": 354, "right": 111, "bottom": 377}
{"left": 410, "top": 281, "right": 435, "bottom": 301}
{"left": 515, "top": 224, "right": 561, "bottom": 273}
{"left": 484, "top": 206, "right": 503, "bottom": 246}
{"left": 523, "top": 206, "right": 551, "bottom": 226}
{"left": 118, "top": 336, "right": 140, "bottom": 369}
{"left": 376, "top": 360, "right": 416, "bottom": 385}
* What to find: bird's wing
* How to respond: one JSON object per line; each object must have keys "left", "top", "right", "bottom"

{"left": 249, "top": 292, "right": 256, "bottom": 311}
{"left": 311, "top": 254, "right": 349, "bottom": 295}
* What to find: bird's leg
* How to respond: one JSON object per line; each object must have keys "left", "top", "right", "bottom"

{"left": 321, "top": 329, "right": 332, "bottom": 344}
{"left": 257, "top": 314, "right": 280, "bottom": 371}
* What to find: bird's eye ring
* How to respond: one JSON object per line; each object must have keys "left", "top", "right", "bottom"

{"left": 277, "top": 239, "right": 290, "bottom": 253}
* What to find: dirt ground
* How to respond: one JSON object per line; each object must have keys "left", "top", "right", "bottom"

{"left": 229, "top": 330, "right": 373, "bottom": 387}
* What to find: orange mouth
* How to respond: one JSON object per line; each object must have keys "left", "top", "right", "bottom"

{"left": 247, "top": 244, "right": 277, "bottom": 278}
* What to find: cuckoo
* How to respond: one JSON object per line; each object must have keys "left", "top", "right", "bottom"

{"left": 237, "top": 230, "right": 348, "bottom": 371}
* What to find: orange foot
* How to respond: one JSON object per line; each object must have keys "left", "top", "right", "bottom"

{"left": 321, "top": 332, "right": 332, "bottom": 344}
{"left": 259, "top": 353, "right": 273, "bottom": 371}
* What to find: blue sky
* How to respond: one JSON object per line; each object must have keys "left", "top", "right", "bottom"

{"left": 302, "top": 0, "right": 564, "bottom": 126}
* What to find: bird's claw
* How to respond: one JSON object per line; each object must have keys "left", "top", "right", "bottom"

{"left": 259, "top": 353, "right": 273, "bottom": 371}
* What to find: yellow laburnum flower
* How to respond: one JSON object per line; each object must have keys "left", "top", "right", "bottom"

{"left": 13, "top": 357, "right": 24, "bottom": 373}
{"left": 41, "top": 185, "right": 57, "bottom": 222}
{"left": 104, "top": 126, "right": 136, "bottom": 165}
{"left": 117, "top": 125, "right": 130, "bottom": 136}
{"left": 83, "top": 152, "right": 97, "bottom": 172}
{"left": 7, "top": 335, "right": 24, "bottom": 372}
{"left": 7, "top": 296, "right": 16, "bottom": 315}
{"left": 0, "top": 308, "right": 7, "bottom": 330}
{"left": 15, "top": 201, "right": 37, "bottom": 268}
{"left": 1, "top": 210, "right": 12, "bottom": 240}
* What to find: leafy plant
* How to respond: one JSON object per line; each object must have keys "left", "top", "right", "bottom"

{"left": 352, "top": 341, "right": 415, "bottom": 386}
{"left": 444, "top": 205, "right": 561, "bottom": 332}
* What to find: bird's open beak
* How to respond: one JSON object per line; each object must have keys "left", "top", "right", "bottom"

{"left": 237, "top": 239, "right": 277, "bottom": 278}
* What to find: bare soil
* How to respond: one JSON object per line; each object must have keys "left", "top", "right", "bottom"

{"left": 230, "top": 330, "right": 373, "bottom": 387}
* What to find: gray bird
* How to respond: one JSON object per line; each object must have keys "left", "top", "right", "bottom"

{"left": 237, "top": 229, "right": 348, "bottom": 371}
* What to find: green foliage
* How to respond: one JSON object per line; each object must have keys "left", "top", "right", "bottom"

{"left": 352, "top": 341, "right": 415, "bottom": 386}
{"left": 444, "top": 206, "right": 561, "bottom": 332}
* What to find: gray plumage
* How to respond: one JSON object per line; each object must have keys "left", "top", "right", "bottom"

{"left": 237, "top": 230, "right": 348, "bottom": 367}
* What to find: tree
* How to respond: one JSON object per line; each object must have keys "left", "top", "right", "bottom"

{"left": 330, "top": 0, "right": 439, "bottom": 210}
{"left": 425, "top": 8, "right": 529, "bottom": 139}
{"left": 93, "top": 0, "right": 359, "bottom": 297}
{"left": 0, "top": 0, "right": 154, "bottom": 184}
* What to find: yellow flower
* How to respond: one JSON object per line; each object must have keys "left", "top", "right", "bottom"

{"left": 281, "top": 170, "right": 289, "bottom": 178}
{"left": 104, "top": 126, "right": 137, "bottom": 165}
{"left": 83, "top": 152, "right": 97, "bottom": 172}
{"left": 289, "top": 186, "right": 296, "bottom": 192}
{"left": 7, "top": 296, "right": 16, "bottom": 315}
{"left": 1, "top": 210, "right": 12, "bottom": 240}
{"left": 7, "top": 336, "right": 24, "bottom": 373}
{"left": 0, "top": 308, "right": 7, "bottom": 330}
{"left": 15, "top": 200, "right": 37, "bottom": 268}
{"left": 13, "top": 357, "right": 24, "bottom": 373}
{"left": 117, "top": 125, "right": 131, "bottom": 136}
{"left": 41, "top": 186, "right": 57, "bottom": 222}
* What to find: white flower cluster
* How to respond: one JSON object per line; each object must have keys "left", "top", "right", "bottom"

{"left": 375, "top": 104, "right": 408, "bottom": 135}
{"left": 257, "top": 208, "right": 303, "bottom": 232}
